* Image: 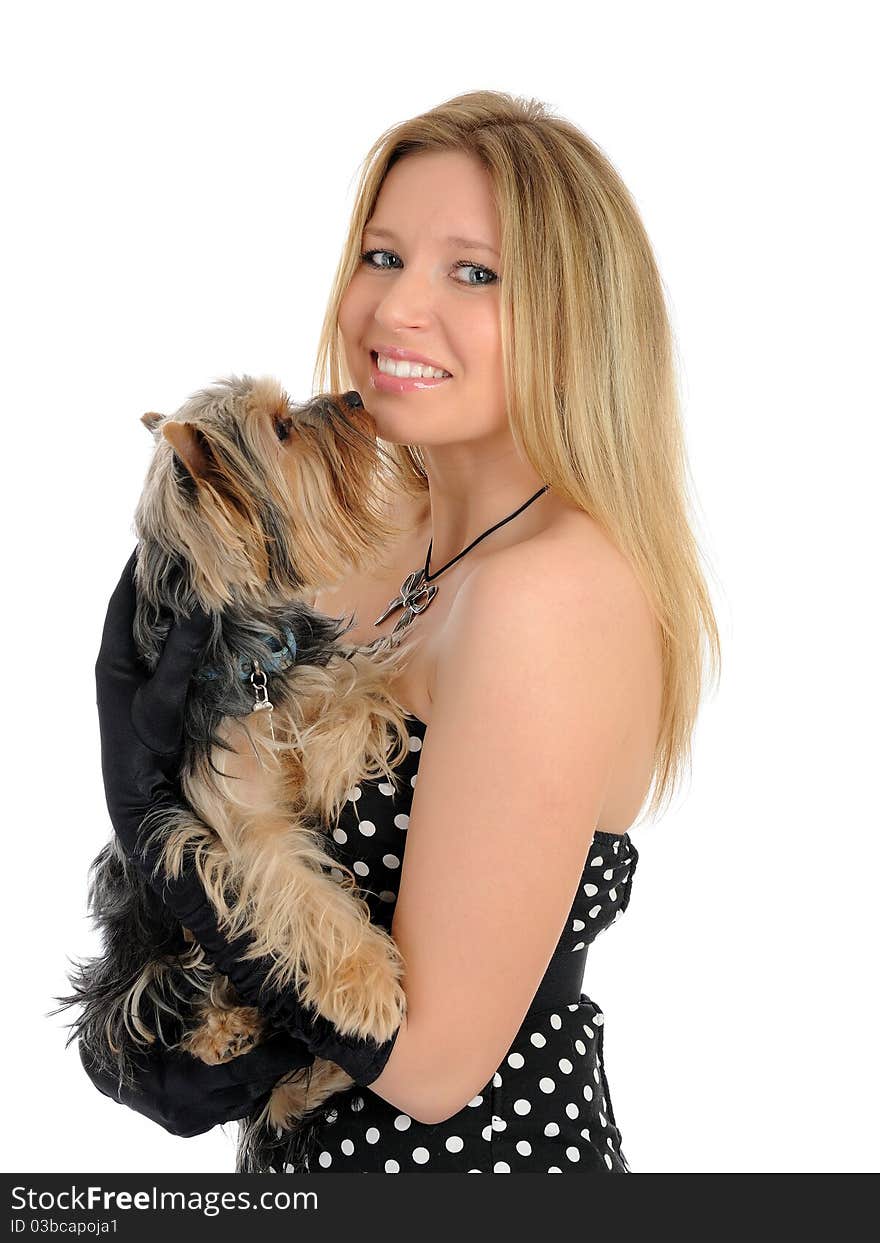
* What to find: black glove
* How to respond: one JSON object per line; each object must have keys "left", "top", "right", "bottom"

{"left": 96, "top": 549, "right": 399, "bottom": 1088}
{"left": 78, "top": 1030, "right": 313, "bottom": 1138}
{"left": 95, "top": 545, "right": 218, "bottom": 920}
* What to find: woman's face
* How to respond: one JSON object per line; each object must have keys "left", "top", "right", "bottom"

{"left": 338, "top": 149, "right": 506, "bottom": 447}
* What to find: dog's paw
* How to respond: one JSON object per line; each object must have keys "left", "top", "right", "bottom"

{"left": 311, "top": 934, "right": 406, "bottom": 1043}
{"left": 182, "top": 1005, "right": 265, "bottom": 1065}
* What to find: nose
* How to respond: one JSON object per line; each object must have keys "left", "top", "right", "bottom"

{"left": 342, "top": 390, "right": 363, "bottom": 409}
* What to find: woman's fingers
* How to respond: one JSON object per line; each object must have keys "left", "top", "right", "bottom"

{"left": 218, "top": 1031, "right": 315, "bottom": 1088}
{"left": 94, "top": 548, "right": 140, "bottom": 686}
{"left": 131, "top": 604, "right": 214, "bottom": 756}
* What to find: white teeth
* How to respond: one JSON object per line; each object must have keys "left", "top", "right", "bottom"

{"left": 376, "top": 353, "right": 450, "bottom": 379}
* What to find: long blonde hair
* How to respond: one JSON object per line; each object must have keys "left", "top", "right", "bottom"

{"left": 312, "top": 89, "right": 721, "bottom": 825}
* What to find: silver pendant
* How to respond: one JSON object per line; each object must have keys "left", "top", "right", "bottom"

{"left": 250, "top": 659, "right": 276, "bottom": 741}
{"left": 374, "top": 567, "right": 438, "bottom": 636}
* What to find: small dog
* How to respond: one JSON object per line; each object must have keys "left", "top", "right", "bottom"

{"left": 54, "top": 374, "right": 422, "bottom": 1161}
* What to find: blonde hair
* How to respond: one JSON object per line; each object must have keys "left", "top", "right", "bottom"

{"left": 312, "top": 89, "right": 721, "bottom": 825}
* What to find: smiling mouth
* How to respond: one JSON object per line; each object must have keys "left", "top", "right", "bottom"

{"left": 370, "top": 350, "right": 453, "bottom": 379}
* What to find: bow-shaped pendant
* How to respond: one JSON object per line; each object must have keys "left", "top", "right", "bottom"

{"left": 374, "top": 568, "right": 438, "bottom": 635}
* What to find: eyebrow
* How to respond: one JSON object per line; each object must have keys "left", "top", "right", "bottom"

{"left": 363, "top": 225, "right": 500, "bottom": 259}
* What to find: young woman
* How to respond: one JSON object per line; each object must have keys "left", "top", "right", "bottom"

{"left": 85, "top": 90, "right": 719, "bottom": 1173}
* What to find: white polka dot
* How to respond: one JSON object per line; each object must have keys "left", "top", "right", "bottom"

{"left": 354, "top": 861, "right": 370, "bottom": 877}
{"left": 583, "top": 883, "right": 598, "bottom": 897}
{"left": 365, "top": 1127, "right": 380, "bottom": 1144}
{"left": 603, "top": 868, "right": 614, "bottom": 880}
{"left": 599, "top": 1111, "right": 607, "bottom": 1126}
{"left": 481, "top": 1124, "right": 493, "bottom": 1141}
{"left": 583, "top": 1085, "right": 594, "bottom": 1101}
{"left": 572, "top": 918, "right": 585, "bottom": 931}
{"left": 384, "top": 1159, "right": 400, "bottom": 1173}
{"left": 516, "top": 1140, "right": 532, "bottom": 1156}
{"left": 565, "top": 1103, "right": 580, "bottom": 1119}
{"left": 559, "top": 1058, "right": 573, "bottom": 1074}
{"left": 378, "top": 782, "right": 395, "bottom": 796}
{"left": 491, "top": 1115, "right": 506, "bottom": 1132}
{"left": 594, "top": 1011, "right": 604, "bottom": 1025}
{"left": 545, "top": 1122, "right": 560, "bottom": 1137}
{"left": 607, "top": 1136, "right": 615, "bottom": 1147}
{"left": 493, "top": 1161, "right": 511, "bottom": 1173}
{"left": 530, "top": 1032, "right": 547, "bottom": 1048}
{"left": 492, "top": 1071, "right": 503, "bottom": 1087}
{"left": 609, "top": 887, "right": 617, "bottom": 901}
{"left": 340, "top": 1139, "right": 354, "bottom": 1156}
{"left": 549, "top": 1014, "right": 562, "bottom": 1030}
{"left": 467, "top": 1094, "right": 483, "bottom": 1108}
{"left": 408, "top": 734, "right": 422, "bottom": 751}
{"left": 575, "top": 1040, "right": 586, "bottom": 1054}
{"left": 591, "top": 856, "right": 604, "bottom": 867}
{"left": 588, "top": 904, "right": 602, "bottom": 918}
{"left": 330, "top": 868, "right": 344, "bottom": 882}
{"left": 539, "top": 1077, "right": 556, "bottom": 1093}
{"left": 412, "top": 1147, "right": 430, "bottom": 1164}
{"left": 604, "top": 1153, "right": 613, "bottom": 1170}
{"left": 593, "top": 1068, "right": 600, "bottom": 1083}
{"left": 346, "top": 785, "right": 361, "bottom": 802}
{"left": 332, "top": 828, "right": 347, "bottom": 844}
{"left": 324, "top": 1108, "right": 338, "bottom": 1123}
{"left": 548, "top": 1166, "right": 562, "bottom": 1173}
{"left": 513, "top": 1098, "right": 532, "bottom": 1116}
{"left": 467, "top": 1169, "right": 481, "bottom": 1174}
{"left": 507, "top": 1052, "right": 525, "bottom": 1069}
{"left": 378, "top": 890, "right": 397, "bottom": 903}
{"left": 394, "top": 1114, "right": 412, "bottom": 1130}
{"left": 351, "top": 1096, "right": 364, "bottom": 1111}
{"left": 358, "top": 820, "right": 376, "bottom": 837}
{"left": 394, "top": 813, "right": 409, "bottom": 830}
{"left": 566, "top": 1146, "right": 581, "bottom": 1162}
{"left": 580, "top": 1127, "right": 591, "bottom": 1141}
{"left": 583, "top": 1024, "right": 594, "bottom": 1038}
{"left": 382, "top": 853, "right": 400, "bottom": 869}
{"left": 446, "top": 1136, "right": 464, "bottom": 1153}
{"left": 318, "top": 1151, "right": 332, "bottom": 1168}
{"left": 572, "top": 941, "right": 586, "bottom": 951}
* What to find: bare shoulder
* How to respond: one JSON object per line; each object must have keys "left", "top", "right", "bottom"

{"left": 436, "top": 509, "right": 658, "bottom": 717}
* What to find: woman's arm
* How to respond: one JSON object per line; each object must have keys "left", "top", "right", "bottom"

{"left": 369, "top": 541, "right": 645, "bottom": 1124}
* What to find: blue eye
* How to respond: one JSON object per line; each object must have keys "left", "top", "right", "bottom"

{"left": 359, "top": 249, "right": 498, "bottom": 287}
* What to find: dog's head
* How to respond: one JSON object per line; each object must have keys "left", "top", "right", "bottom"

{"left": 134, "top": 374, "right": 394, "bottom": 613}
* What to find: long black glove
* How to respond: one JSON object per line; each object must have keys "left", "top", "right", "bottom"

{"left": 79, "top": 1030, "right": 313, "bottom": 1138}
{"left": 96, "top": 549, "right": 399, "bottom": 1088}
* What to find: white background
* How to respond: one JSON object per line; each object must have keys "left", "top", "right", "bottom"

{"left": 2, "top": 0, "right": 877, "bottom": 1174}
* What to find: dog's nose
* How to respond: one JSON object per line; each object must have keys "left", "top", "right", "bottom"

{"left": 341, "top": 390, "right": 363, "bottom": 409}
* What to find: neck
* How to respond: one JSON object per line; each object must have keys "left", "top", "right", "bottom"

{"left": 414, "top": 442, "right": 553, "bottom": 571}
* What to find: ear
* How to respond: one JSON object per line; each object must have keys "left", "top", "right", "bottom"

{"left": 161, "top": 421, "right": 215, "bottom": 483}
{"left": 141, "top": 411, "right": 165, "bottom": 433}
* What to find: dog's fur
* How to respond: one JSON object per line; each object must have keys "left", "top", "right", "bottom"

{"left": 53, "top": 374, "right": 424, "bottom": 1171}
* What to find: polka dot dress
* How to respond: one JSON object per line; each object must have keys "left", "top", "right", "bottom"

{"left": 280, "top": 714, "right": 639, "bottom": 1174}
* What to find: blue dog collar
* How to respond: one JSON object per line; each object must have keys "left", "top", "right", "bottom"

{"left": 196, "top": 625, "right": 298, "bottom": 683}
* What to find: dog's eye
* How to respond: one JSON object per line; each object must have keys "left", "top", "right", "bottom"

{"left": 275, "top": 416, "right": 292, "bottom": 442}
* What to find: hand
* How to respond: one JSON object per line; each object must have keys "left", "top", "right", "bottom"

{"left": 95, "top": 547, "right": 217, "bottom": 921}
{"left": 79, "top": 1030, "right": 313, "bottom": 1138}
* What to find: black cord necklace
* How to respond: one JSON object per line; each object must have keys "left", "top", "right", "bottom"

{"left": 374, "top": 484, "right": 550, "bottom": 636}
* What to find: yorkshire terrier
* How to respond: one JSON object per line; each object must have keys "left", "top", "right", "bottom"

{"left": 54, "top": 374, "right": 422, "bottom": 1163}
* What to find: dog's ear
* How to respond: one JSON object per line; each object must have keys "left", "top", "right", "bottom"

{"left": 161, "top": 421, "right": 215, "bottom": 483}
{"left": 141, "top": 411, "right": 165, "bottom": 433}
